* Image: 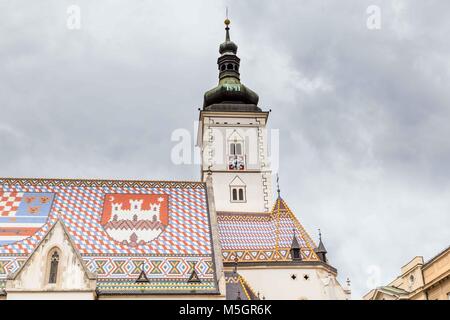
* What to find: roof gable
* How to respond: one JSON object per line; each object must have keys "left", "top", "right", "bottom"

{"left": 229, "top": 176, "right": 246, "bottom": 187}
{"left": 6, "top": 218, "right": 96, "bottom": 292}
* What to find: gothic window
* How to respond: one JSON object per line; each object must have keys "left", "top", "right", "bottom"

{"left": 48, "top": 250, "right": 60, "bottom": 284}
{"left": 227, "top": 131, "right": 245, "bottom": 170}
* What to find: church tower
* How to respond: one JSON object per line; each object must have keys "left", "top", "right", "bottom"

{"left": 197, "top": 19, "right": 273, "bottom": 213}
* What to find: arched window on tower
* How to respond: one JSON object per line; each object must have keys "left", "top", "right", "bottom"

{"left": 229, "top": 176, "right": 246, "bottom": 203}
{"left": 230, "top": 142, "right": 242, "bottom": 156}
{"left": 227, "top": 130, "right": 245, "bottom": 171}
{"left": 48, "top": 249, "right": 60, "bottom": 284}
{"left": 231, "top": 187, "right": 245, "bottom": 202}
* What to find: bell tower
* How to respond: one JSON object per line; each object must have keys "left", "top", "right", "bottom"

{"left": 197, "top": 19, "right": 273, "bottom": 213}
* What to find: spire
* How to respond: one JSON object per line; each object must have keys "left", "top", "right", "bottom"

{"left": 218, "top": 18, "right": 239, "bottom": 73}
{"left": 315, "top": 229, "right": 328, "bottom": 263}
{"left": 203, "top": 17, "right": 261, "bottom": 112}
{"left": 225, "top": 6, "right": 230, "bottom": 42}
{"left": 220, "top": 8, "right": 236, "bottom": 54}
{"left": 290, "top": 228, "right": 302, "bottom": 261}
{"left": 225, "top": 17, "right": 231, "bottom": 42}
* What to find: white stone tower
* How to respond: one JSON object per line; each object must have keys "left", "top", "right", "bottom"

{"left": 197, "top": 18, "right": 272, "bottom": 213}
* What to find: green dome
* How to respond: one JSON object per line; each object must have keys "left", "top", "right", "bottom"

{"left": 203, "top": 82, "right": 260, "bottom": 111}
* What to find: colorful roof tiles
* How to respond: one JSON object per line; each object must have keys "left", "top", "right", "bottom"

{"left": 217, "top": 197, "right": 320, "bottom": 263}
{"left": 0, "top": 178, "right": 220, "bottom": 294}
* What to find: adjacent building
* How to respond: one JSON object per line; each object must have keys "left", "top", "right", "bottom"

{"left": 364, "top": 246, "right": 450, "bottom": 300}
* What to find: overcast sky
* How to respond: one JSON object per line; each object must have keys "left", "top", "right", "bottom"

{"left": 1, "top": 0, "right": 449, "bottom": 298}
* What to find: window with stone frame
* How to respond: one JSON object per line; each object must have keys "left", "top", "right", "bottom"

{"left": 48, "top": 249, "right": 60, "bottom": 284}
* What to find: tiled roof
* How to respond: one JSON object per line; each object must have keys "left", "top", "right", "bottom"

{"left": 217, "top": 197, "right": 320, "bottom": 263}
{"left": 0, "top": 178, "right": 219, "bottom": 294}
{"left": 225, "top": 271, "right": 259, "bottom": 300}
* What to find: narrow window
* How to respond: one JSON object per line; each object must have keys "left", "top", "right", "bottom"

{"left": 230, "top": 143, "right": 236, "bottom": 155}
{"left": 230, "top": 143, "right": 242, "bottom": 155}
{"left": 49, "top": 251, "right": 59, "bottom": 284}
{"left": 238, "top": 188, "right": 244, "bottom": 201}
{"left": 235, "top": 143, "right": 242, "bottom": 155}
{"left": 232, "top": 188, "right": 238, "bottom": 201}
{"left": 231, "top": 187, "right": 246, "bottom": 203}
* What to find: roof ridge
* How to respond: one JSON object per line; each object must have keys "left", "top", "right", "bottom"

{"left": 0, "top": 178, "right": 206, "bottom": 189}
{"left": 238, "top": 274, "right": 258, "bottom": 300}
{"left": 0, "top": 177, "right": 204, "bottom": 184}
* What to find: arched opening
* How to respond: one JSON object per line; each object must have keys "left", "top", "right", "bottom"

{"left": 238, "top": 188, "right": 244, "bottom": 201}
{"left": 48, "top": 249, "right": 60, "bottom": 284}
{"left": 230, "top": 187, "right": 246, "bottom": 202}
{"left": 227, "top": 63, "right": 233, "bottom": 70}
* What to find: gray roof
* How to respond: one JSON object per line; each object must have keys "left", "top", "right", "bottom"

{"left": 225, "top": 271, "right": 259, "bottom": 300}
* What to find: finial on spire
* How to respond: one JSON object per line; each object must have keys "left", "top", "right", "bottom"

{"left": 315, "top": 228, "right": 328, "bottom": 263}
{"left": 225, "top": 6, "right": 230, "bottom": 25}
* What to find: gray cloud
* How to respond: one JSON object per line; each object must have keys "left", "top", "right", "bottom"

{"left": 0, "top": 0, "right": 449, "bottom": 298}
